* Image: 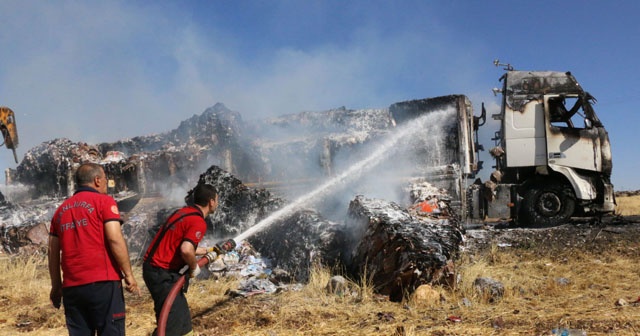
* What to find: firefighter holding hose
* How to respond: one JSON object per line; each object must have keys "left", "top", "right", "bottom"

{"left": 142, "top": 183, "right": 220, "bottom": 336}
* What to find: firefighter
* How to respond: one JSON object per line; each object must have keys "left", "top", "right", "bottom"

{"left": 48, "top": 163, "right": 141, "bottom": 335}
{"left": 142, "top": 183, "right": 219, "bottom": 336}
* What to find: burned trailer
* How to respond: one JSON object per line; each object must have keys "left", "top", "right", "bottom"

{"left": 240, "top": 98, "right": 478, "bottom": 224}
{"left": 243, "top": 106, "right": 396, "bottom": 197}
{"left": 388, "top": 95, "right": 479, "bottom": 221}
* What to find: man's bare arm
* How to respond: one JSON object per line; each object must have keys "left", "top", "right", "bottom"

{"left": 104, "top": 220, "right": 140, "bottom": 295}
{"left": 195, "top": 246, "right": 207, "bottom": 255}
{"left": 180, "top": 241, "right": 198, "bottom": 273}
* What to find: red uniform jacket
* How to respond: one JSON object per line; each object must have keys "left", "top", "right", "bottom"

{"left": 50, "top": 187, "right": 123, "bottom": 287}
{"left": 144, "top": 206, "right": 207, "bottom": 271}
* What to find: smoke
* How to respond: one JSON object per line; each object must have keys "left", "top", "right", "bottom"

{"left": 0, "top": 1, "right": 494, "bottom": 180}
{"left": 233, "top": 107, "right": 455, "bottom": 242}
{"left": 155, "top": 181, "right": 190, "bottom": 208}
{"left": 0, "top": 183, "right": 33, "bottom": 204}
{"left": 320, "top": 106, "right": 456, "bottom": 219}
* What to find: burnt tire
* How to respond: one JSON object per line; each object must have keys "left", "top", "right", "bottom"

{"left": 521, "top": 183, "right": 576, "bottom": 227}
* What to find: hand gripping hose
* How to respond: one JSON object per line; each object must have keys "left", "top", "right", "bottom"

{"left": 157, "top": 239, "right": 236, "bottom": 336}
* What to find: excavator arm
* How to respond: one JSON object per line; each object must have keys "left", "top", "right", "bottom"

{"left": 0, "top": 107, "right": 19, "bottom": 163}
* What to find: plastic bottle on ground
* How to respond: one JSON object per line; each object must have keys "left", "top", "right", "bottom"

{"left": 551, "top": 328, "right": 587, "bottom": 336}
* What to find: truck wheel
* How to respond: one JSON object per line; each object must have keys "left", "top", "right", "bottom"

{"left": 521, "top": 183, "right": 576, "bottom": 227}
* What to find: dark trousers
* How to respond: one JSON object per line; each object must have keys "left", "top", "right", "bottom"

{"left": 143, "top": 263, "right": 192, "bottom": 336}
{"left": 62, "top": 281, "right": 126, "bottom": 336}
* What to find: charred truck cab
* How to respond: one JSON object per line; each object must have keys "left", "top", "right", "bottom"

{"left": 475, "top": 64, "right": 615, "bottom": 226}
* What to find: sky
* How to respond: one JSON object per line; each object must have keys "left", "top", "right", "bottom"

{"left": 0, "top": 1, "right": 639, "bottom": 190}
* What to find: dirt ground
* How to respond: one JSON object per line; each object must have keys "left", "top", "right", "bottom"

{"left": 463, "top": 214, "right": 640, "bottom": 257}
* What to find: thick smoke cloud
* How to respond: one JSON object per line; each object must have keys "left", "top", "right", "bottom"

{"left": 0, "top": 2, "right": 492, "bottom": 183}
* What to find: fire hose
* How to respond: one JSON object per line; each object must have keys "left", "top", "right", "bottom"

{"left": 157, "top": 239, "right": 236, "bottom": 336}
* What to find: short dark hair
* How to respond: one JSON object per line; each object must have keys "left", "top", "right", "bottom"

{"left": 191, "top": 184, "right": 218, "bottom": 207}
{"left": 75, "top": 163, "right": 104, "bottom": 186}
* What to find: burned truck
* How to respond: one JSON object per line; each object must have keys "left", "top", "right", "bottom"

{"left": 5, "top": 63, "right": 614, "bottom": 229}
{"left": 237, "top": 65, "right": 615, "bottom": 228}
{"left": 396, "top": 63, "right": 615, "bottom": 227}
{"left": 104, "top": 64, "right": 615, "bottom": 228}
{"left": 486, "top": 64, "right": 615, "bottom": 226}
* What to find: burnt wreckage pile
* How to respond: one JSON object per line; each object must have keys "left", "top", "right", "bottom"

{"left": 186, "top": 166, "right": 347, "bottom": 283}
{"left": 2, "top": 97, "right": 464, "bottom": 299}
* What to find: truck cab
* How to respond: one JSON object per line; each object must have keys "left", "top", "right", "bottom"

{"left": 490, "top": 70, "right": 615, "bottom": 226}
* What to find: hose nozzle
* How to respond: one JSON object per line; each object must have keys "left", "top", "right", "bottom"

{"left": 204, "top": 239, "right": 237, "bottom": 262}
{"left": 218, "top": 239, "right": 236, "bottom": 253}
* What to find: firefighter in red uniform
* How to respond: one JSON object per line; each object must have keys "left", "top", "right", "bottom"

{"left": 142, "top": 183, "right": 219, "bottom": 336}
{"left": 48, "top": 163, "right": 141, "bottom": 335}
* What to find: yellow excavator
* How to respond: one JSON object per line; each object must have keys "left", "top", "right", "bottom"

{"left": 0, "top": 106, "right": 19, "bottom": 163}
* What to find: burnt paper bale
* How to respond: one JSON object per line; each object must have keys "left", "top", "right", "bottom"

{"left": 346, "top": 195, "right": 463, "bottom": 301}
{"left": 15, "top": 139, "right": 102, "bottom": 196}
{"left": 187, "top": 165, "right": 286, "bottom": 238}
{"left": 0, "top": 224, "right": 41, "bottom": 254}
{"left": 249, "top": 209, "right": 348, "bottom": 283}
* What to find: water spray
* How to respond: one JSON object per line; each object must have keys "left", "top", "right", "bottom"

{"left": 233, "top": 107, "right": 452, "bottom": 243}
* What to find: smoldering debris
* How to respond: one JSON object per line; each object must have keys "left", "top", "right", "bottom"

{"left": 346, "top": 195, "right": 462, "bottom": 302}
{"left": 16, "top": 139, "right": 102, "bottom": 197}
{"left": 186, "top": 165, "right": 347, "bottom": 283}
{"left": 2, "top": 96, "right": 470, "bottom": 300}
{"left": 0, "top": 199, "right": 62, "bottom": 254}
{"left": 9, "top": 97, "right": 462, "bottom": 203}
{"left": 188, "top": 165, "right": 286, "bottom": 238}
{"left": 249, "top": 209, "right": 347, "bottom": 283}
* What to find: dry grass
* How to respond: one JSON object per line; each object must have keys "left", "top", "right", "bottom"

{"left": 2, "top": 248, "right": 640, "bottom": 335}
{"left": 616, "top": 194, "right": 640, "bottom": 216}
{"left": 1, "top": 197, "right": 640, "bottom": 335}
